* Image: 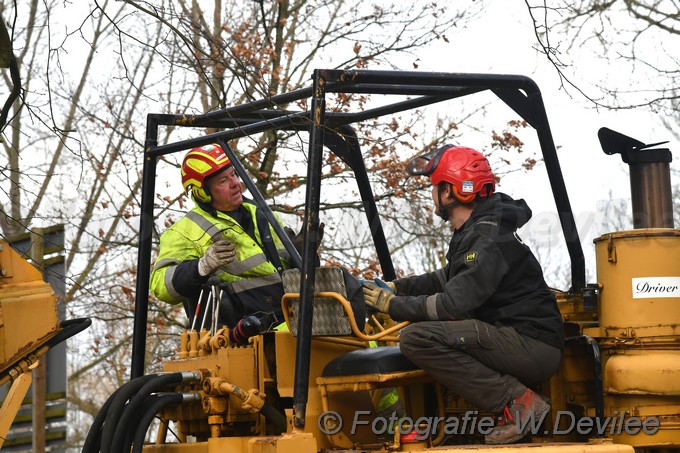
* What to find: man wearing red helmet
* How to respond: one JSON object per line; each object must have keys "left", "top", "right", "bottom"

{"left": 363, "top": 144, "right": 564, "bottom": 444}
{"left": 150, "top": 144, "right": 300, "bottom": 329}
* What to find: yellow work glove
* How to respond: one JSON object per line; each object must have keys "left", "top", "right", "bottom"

{"left": 198, "top": 240, "right": 236, "bottom": 276}
{"left": 362, "top": 282, "right": 395, "bottom": 313}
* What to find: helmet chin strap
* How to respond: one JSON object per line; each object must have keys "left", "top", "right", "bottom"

{"left": 436, "top": 184, "right": 459, "bottom": 221}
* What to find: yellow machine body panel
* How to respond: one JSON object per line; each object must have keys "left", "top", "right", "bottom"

{"left": 604, "top": 352, "right": 680, "bottom": 396}
{"left": 146, "top": 328, "right": 641, "bottom": 453}
{"left": 142, "top": 438, "right": 634, "bottom": 453}
{"left": 275, "top": 331, "right": 380, "bottom": 448}
{"left": 592, "top": 228, "right": 680, "bottom": 337}
{"left": 0, "top": 241, "right": 59, "bottom": 376}
{"left": 577, "top": 228, "right": 680, "bottom": 448}
{"left": 144, "top": 432, "right": 319, "bottom": 453}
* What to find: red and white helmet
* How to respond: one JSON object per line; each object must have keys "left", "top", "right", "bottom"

{"left": 407, "top": 144, "right": 495, "bottom": 203}
{"left": 181, "top": 144, "right": 231, "bottom": 203}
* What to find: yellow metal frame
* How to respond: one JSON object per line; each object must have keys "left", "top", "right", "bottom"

{"left": 314, "top": 369, "right": 432, "bottom": 448}
{"left": 281, "top": 291, "right": 408, "bottom": 343}
{"left": 0, "top": 360, "right": 39, "bottom": 449}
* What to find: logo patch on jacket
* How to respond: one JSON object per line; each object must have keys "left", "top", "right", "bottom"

{"left": 464, "top": 252, "right": 477, "bottom": 267}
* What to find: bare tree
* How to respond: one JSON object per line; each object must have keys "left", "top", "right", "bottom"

{"left": 519, "top": 0, "right": 680, "bottom": 293}
{"left": 1, "top": 0, "right": 554, "bottom": 447}
{"left": 523, "top": 0, "right": 680, "bottom": 113}
{"left": 5, "top": 0, "right": 533, "bottom": 446}
{"left": 0, "top": 6, "right": 20, "bottom": 135}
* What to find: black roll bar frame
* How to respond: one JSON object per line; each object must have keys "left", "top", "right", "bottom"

{"left": 132, "top": 70, "right": 586, "bottom": 429}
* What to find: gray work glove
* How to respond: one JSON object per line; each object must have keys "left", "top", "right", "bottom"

{"left": 198, "top": 240, "right": 236, "bottom": 276}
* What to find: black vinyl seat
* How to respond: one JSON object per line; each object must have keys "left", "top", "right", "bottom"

{"left": 322, "top": 346, "right": 419, "bottom": 377}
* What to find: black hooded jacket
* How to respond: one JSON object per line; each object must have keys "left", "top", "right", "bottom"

{"left": 390, "top": 192, "right": 564, "bottom": 349}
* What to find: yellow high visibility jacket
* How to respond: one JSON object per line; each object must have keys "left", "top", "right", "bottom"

{"left": 150, "top": 200, "right": 291, "bottom": 324}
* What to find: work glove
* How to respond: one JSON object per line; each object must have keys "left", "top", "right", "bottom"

{"left": 362, "top": 281, "right": 395, "bottom": 314}
{"left": 285, "top": 222, "right": 325, "bottom": 255}
{"left": 198, "top": 240, "right": 236, "bottom": 276}
{"left": 374, "top": 278, "right": 397, "bottom": 294}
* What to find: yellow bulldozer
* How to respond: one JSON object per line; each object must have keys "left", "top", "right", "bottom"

{"left": 82, "top": 70, "right": 679, "bottom": 453}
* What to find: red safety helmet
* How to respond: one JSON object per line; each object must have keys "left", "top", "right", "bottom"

{"left": 181, "top": 144, "right": 232, "bottom": 203}
{"left": 407, "top": 144, "right": 495, "bottom": 203}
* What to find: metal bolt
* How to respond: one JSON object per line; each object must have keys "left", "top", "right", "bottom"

{"left": 0, "top": 268, "right": 7, "bottom": 277}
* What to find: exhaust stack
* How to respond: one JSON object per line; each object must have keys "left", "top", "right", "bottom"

{"left": 598, "top": 127, "right": 674, "bottom": 228}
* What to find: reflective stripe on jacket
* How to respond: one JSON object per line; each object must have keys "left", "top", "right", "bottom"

{"left": 150, "top": 201, "right": 290, "bottom": 306}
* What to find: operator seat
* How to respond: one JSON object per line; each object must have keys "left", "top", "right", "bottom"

{"left": 281, "top": 267, "right": 433, "bottom": 448}
{"left": 322, "top": 345, "right": 418, "bottom": 376}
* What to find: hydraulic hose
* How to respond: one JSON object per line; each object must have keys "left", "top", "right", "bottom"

{"left": 81, "top": 386, "right": 122, "bottom": 453}
{"left": 108, "top": 375, "right": 179, "bottom": 453}
{"left": 120, "top": 394, "right": 162, "bottom": 453}
{"left": 92, "top": 374, "right": 156, "bottom": 453}
{"left": 261, "top": 402, "right": 288, "bottom": 434}
{"left": 46, "top": 318, "right": 92, "bottom": 349}
{"left": 109, "top": 372, "right": 201, "bottom": 453}
{"left": 131, "top": 393, "right": 201, "bottom": 453}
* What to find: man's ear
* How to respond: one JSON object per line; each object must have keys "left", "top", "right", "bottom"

{"left": 440, "top": 183, "right": 455, "bottom": 201}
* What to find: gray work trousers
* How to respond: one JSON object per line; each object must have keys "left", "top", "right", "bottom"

{"left": 399, "top": 320, "right": 561, "bottom": 413}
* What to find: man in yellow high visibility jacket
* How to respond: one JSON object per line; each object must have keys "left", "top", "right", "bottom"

{"left": 150, "top": 144, "right": 294, "bottom": 329}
